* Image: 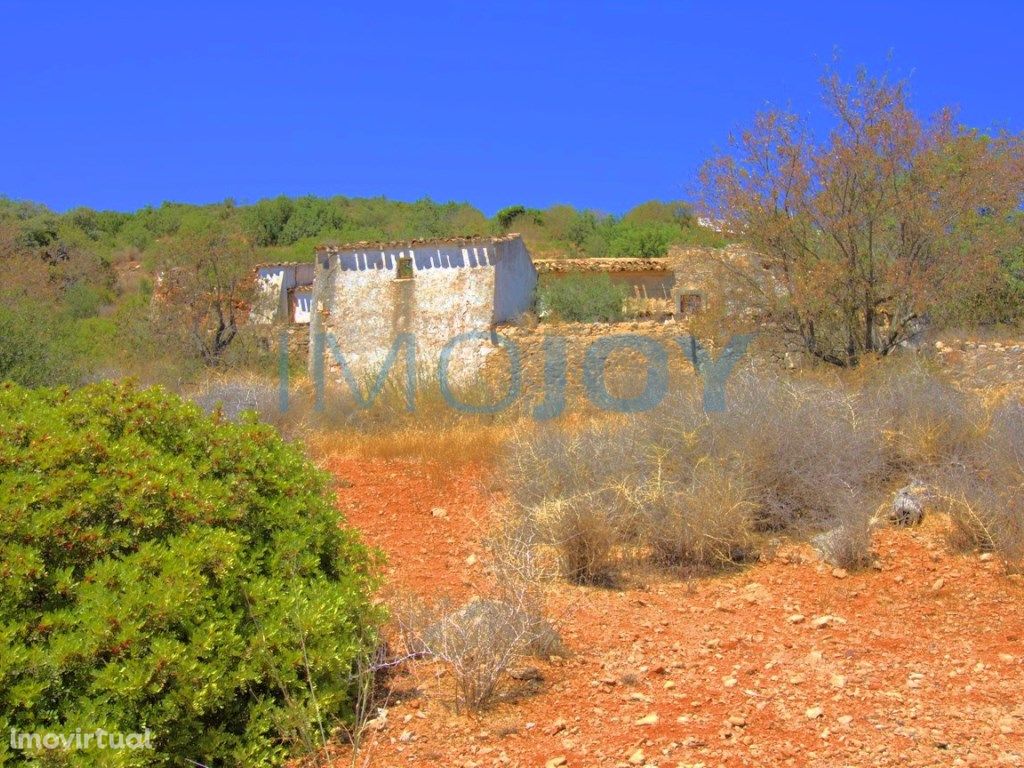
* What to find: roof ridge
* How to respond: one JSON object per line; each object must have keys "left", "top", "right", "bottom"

{"left": 314, "top": 233, "right": 522, "bottom": 252}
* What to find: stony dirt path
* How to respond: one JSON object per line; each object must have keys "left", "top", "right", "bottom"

{"left": 324, "top": 455, "right": 1024, "bottom": 768}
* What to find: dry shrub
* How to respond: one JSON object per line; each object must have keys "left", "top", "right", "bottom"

{"left": 501, "top": 422, "right": 644, "bottom": 510}
{"left": 394, "top": 572, "right": 561, "bottom": 711}
{"left": 500, "top": 369, "right": 890, "bottom": 581}
{"left": 936, "top": 402, "right": 1024, "bottom": 566}
{"left": 865, "top": 361, "right": 986, "bottom": 471}
{"left": 707, "top": 372, "right": 883, "bottom": 532}
{"left": 396, "top": 596, "right": 545, "bottom": 712}
{"left": 494, "top": 363, "right": 1011, "bottom": 582}
{"left": 187, "top": 372, "right": 282, "bottom": 423}
{"left": 938, "top": 478, "right": 1024, "bottom": 564}
{"left": 485, "top": 513, "right": 565, "bottom": 658}
{"left": 811, "top": 491, "right": 877, "bottom": 570}
{"left": 645, "top": 460, "right": 756, "bottom": 570}
{"left": 988, "top": 401, "right": 1024, "bottom": 474}
{"left": 532, "top": 495, "right": 623, "bottom": 585}
{"left": 501, "top": 422, "right": 649, "bottom": 584}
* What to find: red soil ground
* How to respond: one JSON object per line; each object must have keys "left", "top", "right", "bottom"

{"left": 325, "top": 456, "right": 1024, "bottom": 768}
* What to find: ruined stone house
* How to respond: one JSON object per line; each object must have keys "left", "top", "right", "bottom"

{"left": 252, "top": 261, "right": 323, "bottom": 325}
{"left": 533, "top": 250, "right": 740, "bottom": 321}
{"left": 309, "top": 234, "right": 537, "bottom": 382}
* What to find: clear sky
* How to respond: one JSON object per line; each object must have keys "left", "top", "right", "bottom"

{"left": 2, "top": 1, "right": 1022, "bottom": 215}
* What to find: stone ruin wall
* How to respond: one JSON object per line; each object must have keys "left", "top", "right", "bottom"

{"left": 309, "top": 235, "right": 535, "bottom": 387}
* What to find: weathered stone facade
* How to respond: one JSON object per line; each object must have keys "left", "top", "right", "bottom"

{"left": 309, "top": 234, "right": 537, "bottom": 383}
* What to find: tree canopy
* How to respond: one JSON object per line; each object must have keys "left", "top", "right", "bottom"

{"left": 700, "top": 69, "right": 1024, "bottom": 365}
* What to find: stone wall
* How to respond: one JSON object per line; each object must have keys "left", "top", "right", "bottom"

{"left": 533, "top": 257, "right": 673, "bottom": 274}
{"left": 309, "top": 234, "right": 536, "bottom": 384}
{"left": 486, "top": 320, "right": 807, "bottom": 415}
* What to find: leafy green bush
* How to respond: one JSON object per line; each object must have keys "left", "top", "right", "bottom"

{"left": 621, "top": 200, "right": 695, "bottom": 227}
{"left": 0, "top": 304, "right": 80, "bottom": 387}
{"left": 536, "top": 274, "right": 628, "bottom": 322}
{"left": 606, "top": 222, "right": 675, "bottom": 258}
{"left": 0, "top": 382, "right": 383, "bottom": 766}
{"left": 495, "top": 205, "right": 526, "bottom": 231}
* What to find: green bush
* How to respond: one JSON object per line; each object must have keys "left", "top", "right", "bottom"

{"left": 606, "top": 222, "right": 675, "bottom": 258}
{"left": 536, "top": 273, "right": 628, "bottom": 322}
{"left": 0, "top": 382, "right": 383, "bottom": 767}
{"left": 0, "top": 304, "right": 80, "bottom": 388}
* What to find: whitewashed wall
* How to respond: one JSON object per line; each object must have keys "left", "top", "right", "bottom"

{"left": 310, "top": 236, "right": 535, "bottom": 385}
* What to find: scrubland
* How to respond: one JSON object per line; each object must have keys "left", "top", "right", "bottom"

{"left": 180, "top": 343, "right": 1024, "bottom": 767}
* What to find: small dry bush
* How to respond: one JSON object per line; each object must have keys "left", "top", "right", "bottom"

{"left": 396, "top": 596, "right": 547, "bottom": 712}
{"left": 645, "top": 460, "right": 757, "bottom": 570}
{"left": 865, "top": 360, "right": 986, "bottom": 472}
{"left": 989, "top": 401, "right": 1024, "bottom": 474}
{"left": 501, "top": 390, "right": 754, "bottom": 579}
{"left": 501, "top": 421, "right": 644, "bottom": 509}
{"left": 486, "top": 513, "right": 565, "bottom": 658}
{"left": 394, "top": 515, "right": 563, "bottom": 712}
{"left": 501, "top": 422, "right": 648, "bottom": 584}
{"left": 704, "top": 372, "right": 884, "bottom": 533}
{"left": 531, "top": 495, "right": 624, "bottom": 585}
{"left": 937, "top": 402, "right": 1024, "bottom": 566}
{"left": 810, "top": 491, "right": 877, "bottom": 570}
{"left": 187, "top": 372, "right": 282, "bottom": 423}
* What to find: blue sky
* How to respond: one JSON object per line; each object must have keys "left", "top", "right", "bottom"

{"left": 2, "top": 1, "right": 1022, "bottom": 215}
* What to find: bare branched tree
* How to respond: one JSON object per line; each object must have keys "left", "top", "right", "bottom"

{"left": 700, "top": 68, "right": 1024, "bottom": 366}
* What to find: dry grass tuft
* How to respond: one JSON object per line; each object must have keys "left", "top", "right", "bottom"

{"left": 645, "top": 460, "right": 757, "bottom": 570}
{"left": 811, "top": 492, "right": 877, "bottom": 570}
{"left": 864, "top": 360, "right": 987, "bottom": 472}
{"left": 394, "top": 512, "right": 563, "bottom": 712}
{"left": 187, "top": 368, "right": 519, "bottom": 469}
{"left": 933, "top": 401, "right": 1024, "bottom": 566}
{"left": 308, "top": 423, "right": 510, "bottom": 473}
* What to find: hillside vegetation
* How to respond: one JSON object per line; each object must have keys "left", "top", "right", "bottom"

{"left": 0, "top": 195, "right": 721, "bottom": 389}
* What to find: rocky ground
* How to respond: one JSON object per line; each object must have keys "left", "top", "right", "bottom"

{"left": 322, "top": 454, "right": 1024, "bottom": 768}
{"left": 934, "top": 338, "right": 1024, "bottom": 399}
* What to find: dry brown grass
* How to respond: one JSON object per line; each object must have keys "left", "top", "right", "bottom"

{"left": 496, "top": 364, "right": 1004, "bottom": 582}
{"left": 932, "top": 401, "right": 1024, "bottom": 567}
{"left": 308, "top": 423, "right": 510, "bottom": 468}
{"left": 186, "top": 368, "right": 524, "bottom": 472}
{"left": 645, "top": 459, "right": 758, "bottom": 570}
{"left": 862, "top": 359, "right": 987, "bottom": 472}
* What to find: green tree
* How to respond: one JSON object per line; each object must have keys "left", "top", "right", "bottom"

{"left": 623, "top": 199, "right": 694, "bottom": 227}
{"left": 152, "top": 222, "right": 257, "bottom": 365}
{"left": 606, "top": 221, "right": 675, "bottom": 258}
{"left": 241, "top": 196, "right": 294, "bottom": 246}
{"left": 0, "top": 304, "right": 78, "bottom": 386}
{"left": 279, "top": 196, "right": 345, "bottom": 244}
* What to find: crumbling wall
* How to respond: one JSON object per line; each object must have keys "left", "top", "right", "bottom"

{"left": 310, "top": 235, "right": 534, "bottom": 385}
{"left": 493, "top": 236, "right": 538, "bottom": 322}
